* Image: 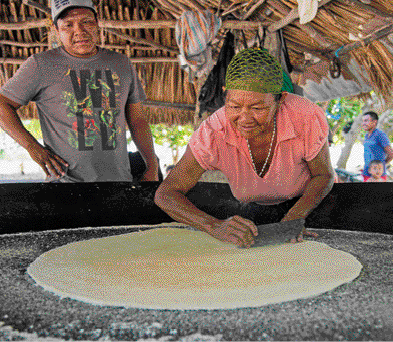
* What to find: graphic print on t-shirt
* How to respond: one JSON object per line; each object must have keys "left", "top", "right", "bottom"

{"left": 62, "top": 69, "right": 121, "bottom": 151}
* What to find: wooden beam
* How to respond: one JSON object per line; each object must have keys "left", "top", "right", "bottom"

{"left": 22, "top": 0, "right": 50, "bottom": 14}
{"left": 0, "top": 19, "right": 48, "bottom": 30}
{"left": 223, "top": 20, "right": 262, "bottom": 30}
{"left": 268, "top": 0, "right": 333, "bottom": 32}
{"left": 0, "top": 40, "right": 48, "bottom": 48}
{"left": 9, "top": 0, "right": 265, "bottom": 33}
{"left": 294, "top": 23, "right": 393, "bottom": 73}
{"left": 336, "top": 0, "right": 393, "bottom": 18}
{"left": 99, "top": 44, "right": 163, "bottom": 51}
{"left": 0, "top": 56, "right": 178, "bottom": 65}
{"left": 335, "top": 23, "right": 393, "bottom": 57}
{"left": 0, "top": 18, "right": 263, "bottom": 32}
{"left": 295, "top": 24, "right": 334, "bottom": 49}
{"left": 186, "top": 0, "right": 205, "bottom": 12}
{"left": 130, "top": 57, "right": 178, "bottom": 63}
{"left": 99, "top": 19, "right": 262, "bottom": 30}
{"left": 0, "top": 58, "right": 25, "bottom": 65}
{"left": 105, "top": 28, "right": 179, "bottom": 54}
{"left": 242, "top": 0, "right": 267, "bottom": 20}
{"left": 142, "top": 100, "right": 195, "bottom": 110}
{"left": 99, "top": 19, "right": 176, "bottom": 29}
{"left": 1, "top": 16, "right": 47, "bottom": 23}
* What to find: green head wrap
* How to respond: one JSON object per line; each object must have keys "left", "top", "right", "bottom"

{"left": 225, "top": 48, "right": 283, "bottom": 94}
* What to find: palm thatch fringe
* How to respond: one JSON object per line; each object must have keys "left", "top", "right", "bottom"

{"left": 351, "top": 40, "right": 393, "bottom": 101}
{"left": 143, "top": 106, "right": 195, "bottom": 125}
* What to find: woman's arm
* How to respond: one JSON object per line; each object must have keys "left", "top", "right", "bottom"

{"left": 154, "top": 146, "right": 258, "bottom": 248}
{"left": 282, "top": 141, "right": 334, "bottom": 240}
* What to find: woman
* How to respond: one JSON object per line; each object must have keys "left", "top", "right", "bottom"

{"left": 155, "top": 48, "right": 334, "bottom": 249}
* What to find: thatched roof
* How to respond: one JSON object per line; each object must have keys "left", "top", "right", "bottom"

{"left": 1, "top": 0, "right": 393, "bottom": 124}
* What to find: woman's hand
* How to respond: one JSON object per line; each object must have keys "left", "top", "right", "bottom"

{"left": 210, "top": 215, "right": 258, "bottom": 248}
{"left": 290, "top": 227, "right": 318, "bottom": 243}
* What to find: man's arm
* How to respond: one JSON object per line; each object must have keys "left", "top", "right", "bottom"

{"left": 384, "top": 145, "right": 393, "bottom": 164}
{"left": 125, "top": 101, "right": 158, "bottom": 181}
{"left": 0, "top": 94, "right": 68, "bottom": 178}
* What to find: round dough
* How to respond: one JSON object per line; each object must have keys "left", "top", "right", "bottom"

{"left": 27, "top": 228, "right": 362, "bottom": 310}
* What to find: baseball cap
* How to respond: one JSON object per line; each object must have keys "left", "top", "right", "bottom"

{"left": 51, "top": 0, "right": 97, "bottom": 24}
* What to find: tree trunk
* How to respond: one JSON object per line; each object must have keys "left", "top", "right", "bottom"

{"left": 172, "top": 147, "right": 179, "bottom": 165}
{"left": 377, "top": 109, "right": 393, "bottom": 132}
{"left": 336, "top": 106, "right": 366, "bottom": 169}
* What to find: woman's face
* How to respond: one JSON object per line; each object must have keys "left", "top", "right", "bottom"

{"left": 225, "top": 89, "right": 278, "bottom": 140}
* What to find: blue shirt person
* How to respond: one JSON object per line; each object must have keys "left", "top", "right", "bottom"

{"left": 361, "top": 111, "right": 393, "bottom": 179}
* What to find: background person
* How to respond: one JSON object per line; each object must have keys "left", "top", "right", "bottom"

{"left": 0, "top": 0, "right": 158, "bottom": 182}
{"left": 155, "top": 48, "right": 335, "bottom": 249}
{"left": 366, "top": 160, "right": 385, "bottom": 183}
{"left": 361, "top": 111, "right": 393, "bottom": 182}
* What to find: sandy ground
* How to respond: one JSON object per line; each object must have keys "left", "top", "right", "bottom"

{"left": 0, "top": 224, "right": 392, "bottom": 341}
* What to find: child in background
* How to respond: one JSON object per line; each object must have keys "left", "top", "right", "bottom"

{"left": 366, "top": 160, "right": 386, "bottom": 182}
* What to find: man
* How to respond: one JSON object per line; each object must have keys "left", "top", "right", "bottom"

{"left": 361, "top": 111, "right": 393, "bottom": 182}
{"left": 0, "top": 0, "right": 158, "bottom": 182}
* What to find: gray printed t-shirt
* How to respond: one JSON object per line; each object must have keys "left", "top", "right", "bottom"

{"left": 0, "top": 47, "right": 146, "bottom": 182}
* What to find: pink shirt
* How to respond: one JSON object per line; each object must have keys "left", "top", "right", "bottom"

{"left": 189, "top": 93, "right": 329, "bottom": 205}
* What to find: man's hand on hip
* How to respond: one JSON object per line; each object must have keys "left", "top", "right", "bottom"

{"left": 139, "top": 166, "right": 159, "bottom": 181}
{"left": 26, "top": 143, "right": 69, "bottom": 178}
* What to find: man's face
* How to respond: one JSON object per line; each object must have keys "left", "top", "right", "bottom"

{"left": 361, "top": 115, "right": 377, "bottom": 132}
{"left": 369, "top": 163, "right": 384, "bottom": 179}
{"left": 56, "top": 8, "right": 99, "bottom": 58}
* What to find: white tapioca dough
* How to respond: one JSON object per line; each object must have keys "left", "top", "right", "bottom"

{"left": 27, "top": 228, "right": 362, "bottom": 310}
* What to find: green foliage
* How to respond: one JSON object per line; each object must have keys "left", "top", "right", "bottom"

{"left": 150, "top": 124, "right": 194, "bottom": 164}
{"left": 0, "top": 149, "right": 5, "bottom": 159}
{"left": 24, "top": 119, "right": 43, "bottom": 140}
{"left": 151, "top": 124, "right": 193, "bottom": 148}
{"left": 322, "top": 97, "right": 364, "bottom": 145}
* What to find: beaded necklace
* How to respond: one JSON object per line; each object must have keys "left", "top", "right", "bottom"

{"left": 247, "top": 113, "right": 276, "bottom": 177}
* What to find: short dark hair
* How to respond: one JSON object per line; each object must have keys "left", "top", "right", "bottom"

{"left": 363, "top": 111, "right": 379, "bottom": 122}
{"left": 369, "top": 159, "right": 384, "bottom": 167}
{"left": 54, "top": 6, "right": 98, "bottom": 28}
